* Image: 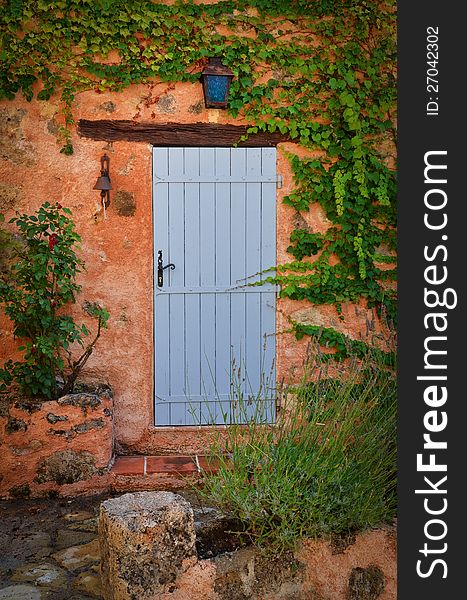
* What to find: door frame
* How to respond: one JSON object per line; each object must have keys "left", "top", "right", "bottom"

{"left": 151, "top": 145, "right": 279, "bottom": 427}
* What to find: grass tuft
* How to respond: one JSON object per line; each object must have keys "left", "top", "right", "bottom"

{"left": 198, "top": 347, "right": 396, "bottom": 553}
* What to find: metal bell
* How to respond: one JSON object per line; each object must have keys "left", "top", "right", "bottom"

{"left": 93, "top": 154, "right": 112, "bottom": 190}
{"left": 93, "top": 175, "right": 112, "bottom": 191}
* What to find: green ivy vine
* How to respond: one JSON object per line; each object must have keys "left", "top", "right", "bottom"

{"left": 0, "top": 0, "right": 397, "bottom": 355}
{"left": 294, "top": 323, "right": 395, "bottom": 365}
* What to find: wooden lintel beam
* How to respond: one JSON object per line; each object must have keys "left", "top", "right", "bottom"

{"left": 77, "top": 120, "right": 289, "bottom": 147}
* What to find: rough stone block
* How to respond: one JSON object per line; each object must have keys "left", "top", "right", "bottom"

{"left": 35, "top": 450, "right": 99, "bottom": 485}
{"left": 99, "top": 491, "right": 196, "bottom": 600}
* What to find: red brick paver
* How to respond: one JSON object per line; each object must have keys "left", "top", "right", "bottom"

{"left": 111, "top": 456, "right": 145, "bottom": 475}
{"left": 146, "top": 455, "right": 197, "bottom": 474}
{"left": 110, "top": 454, "right": 219, "bottom": 477}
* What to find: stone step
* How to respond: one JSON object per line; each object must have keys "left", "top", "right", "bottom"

{"left": 110, "top": 454, "right": 217, "bottom": 477}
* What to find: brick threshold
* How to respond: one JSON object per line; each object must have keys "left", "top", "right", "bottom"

{"left": 111, "top": 454, "right": 217, "bottom": 476}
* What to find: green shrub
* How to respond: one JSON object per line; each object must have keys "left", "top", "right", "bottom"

{"left": 199, "top": 350, "right": 396, "bottom": 553}
{"left": 0, "top": 202, "right": 109, "bottom": 399}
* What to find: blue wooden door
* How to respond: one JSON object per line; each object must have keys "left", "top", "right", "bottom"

{"left": 153, "top": 147, "right": 276, "bottom": 425}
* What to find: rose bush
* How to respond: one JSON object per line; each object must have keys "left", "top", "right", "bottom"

{"left": 0, "top": 202, "right": 109, "bottom": 399}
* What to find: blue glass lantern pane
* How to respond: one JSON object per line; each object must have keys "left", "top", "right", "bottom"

{"left": 206, "top": 75, "right": 229, "bottom": 103}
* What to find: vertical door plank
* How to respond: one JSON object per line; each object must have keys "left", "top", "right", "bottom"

{"left": 230, "top": 149, "right": 247, "bottom": 406}
{"left": 168, "top": 293, "right": 186, "bottom": 424}
{"left": 199, "top": 148, "right": 217, "bottom": 423}
{"left": 214, "top": 149, "right": 231, "bottom": 286}
{"left": 167, "top": 149, "right": 186, "bottom": 423}
{"left": 168, "top": 148, "right": 185, "bottom": 288}
{"left": 200, "top": 293, "right": 216, "bottom": 421}
{"left": 214, "top": 148, "right": 232, "bottom": 419}
{"left": 200, "top": 148, "right": 216, "bottom": 287}
{"left": 184, "top": 148, "right": 201, "bottom": 288}
{"left": 199, "top": 149, "right": 217, "bottom": 421}
{"left": 245, "top": 149, "right": 262, "bottom": 419}
{"left": 153, "top": 147, "right": 169, "bottom": 290}
{"left": 184, "top": 292, "right": 201, "bottom": 425}
{"left": 183, "top": 149, "right": 201, "bottom": 422}
{"left": 156, "top": 401, "right": 170, "bottom": 427}
{"left": 155, "top": 293, "right": 170, "bottom": 425}
{"left": 171, "top": 401, "right": 187, "bottom": 425}
{"left": 153, "top": 148, "right": 170, "bottom": 425}
{"left": 153, "top": 146, "right": 169, "bottom": 181}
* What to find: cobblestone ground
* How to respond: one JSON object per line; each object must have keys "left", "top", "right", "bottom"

{"left": 0, "top": 494, "right": 110, "bottom": 600}
{"left": 0, "top": 490, "right": 216, "bottom": 600}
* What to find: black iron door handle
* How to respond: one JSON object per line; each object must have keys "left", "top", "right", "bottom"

{"left": 157, "top": 250, "right": 175, "bottom": 287}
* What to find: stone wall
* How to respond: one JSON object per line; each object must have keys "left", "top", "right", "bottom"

{"left": 98, "top": 491, "right": 396, "bottom": 600}
{"left": 167, "top": 534, "right": 396, "bottom": 600}
{"left": 0, "top": 386, "right": 114, "bottom": 499}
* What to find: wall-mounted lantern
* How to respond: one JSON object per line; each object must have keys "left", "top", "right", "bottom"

{"left": 93, "top": 154, "right": 112, "bottom": 218}
{"left": 201, "top": 57, "right": 234, "bottom": 109}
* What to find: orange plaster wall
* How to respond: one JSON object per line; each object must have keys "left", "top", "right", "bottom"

{"left": 0, "top": 80, "right": 393, "bottom": 455}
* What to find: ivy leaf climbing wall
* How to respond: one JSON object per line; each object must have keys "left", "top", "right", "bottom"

{"left": 0, "top": 0, "right": 397, "bottom": 355}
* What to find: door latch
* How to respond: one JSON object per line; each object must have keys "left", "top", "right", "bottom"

{"left": 157, "top": 250, "right": 175, "bottom": 287}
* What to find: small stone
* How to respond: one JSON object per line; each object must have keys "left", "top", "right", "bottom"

{"left": 188, "top": 101, "right": 204, "bottom": 115}
{"left": 63, "top": 510, "right": 97, "bottom": 533}
{"left": 8, "top": 483, "right": 31, "bottom": 498}
{"left": 73, "top": 572, "right": 103, "bottom": 597}
{"left": 117, "top": 155, "right": 136, "bottom": 176}
{"left": 11, "top": 439, "right": 43, "bottom": 456}
{"left": 0, "top": 183, "right": 24, "bottom": 211}
{"left": 47, "top": 428, "right": 75, "bottom": 441}
{"left": 0, "top": 107, "right": 36, "bottom": 166}
{"left": 155, "top": 94, "right": 176, "bottom": 114}
{"left": 114, "top": 190, "right": 136, "bottom": 217}
{"left": 68, "top": 518, "right": 98, "bottom": 533}
{"left": 64, "top": 510, "right": 95, "bottom": 522}
{"left": 99, "top": 101, "right": 116, "bottom": 113}
{"left": 73, "top": 419, "right": 104, "bottom": 434}
{"left": 46, "top": 118, "right": 59, "bottom": 135}
{"left": 34, "top": 546, "right": 53, "bottom": 561}
{"left": 46, "top": 413, "right": 68, "bottom": 424}
{"left": 290, "top": 306, "right": 339, "bottom": 329}
{"left": 11, "top": 562, "right": 68, "bottom": 589}
{"left": 55, "top": 529, "right": 96, "bottom": 549}
{"left": 330, "top": 530, "right": 356, "bottom": 554}
{"left": 5, "top": 417, "right": 27, "bottom": 434}
{"left": 35, "top": 450, "right": 98, "bottom": 485}
{"left": 0, "top": 585, "right": 41, "bottom": 600}
{"left": 57, "top": 393, "right": 101, "bottom": 411}
{"left": 13, "top": 399, "right": 42, "bottom": 413}
{"left": 0, "top": 397, "right": 10, "bottom": 418}
{"left": 52, "top": 539, "right": 100, "bottom": 571}
{"left": 10, "top": 532, "right": 51, "bottom": 564}
{"left": 348, "top": 565, "right": 385, "bottom": 600}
